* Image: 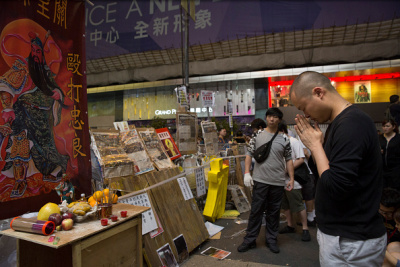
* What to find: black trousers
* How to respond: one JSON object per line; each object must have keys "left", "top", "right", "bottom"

{"left": 244, "top": 181, "right": 285, "bottom": 245}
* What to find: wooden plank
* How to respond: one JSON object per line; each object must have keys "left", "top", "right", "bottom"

{"left": 145, "top": 168, "right": 208, "bottom": 252}
{"left": 72, "top": 243, "right": 82, "bottom": 267}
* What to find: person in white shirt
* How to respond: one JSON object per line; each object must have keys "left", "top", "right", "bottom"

{"left": 278, "top": 121, "right": 311, "bottom": 242}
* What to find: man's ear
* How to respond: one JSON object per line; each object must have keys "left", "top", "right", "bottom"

{"left": 312, "top": 87, "right": 325, "bottom": 99}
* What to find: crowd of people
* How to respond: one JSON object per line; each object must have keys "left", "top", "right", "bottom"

{"left": 233, "top": 71, "right": 400, "bottom": 266}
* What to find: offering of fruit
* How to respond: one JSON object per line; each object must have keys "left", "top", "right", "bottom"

{"left": 48, "top": 213, "right": 63, "bottom": 226}
{"left": 61, "top": 218, "right": 74, "bottom": 230}
{"left": 38, "top": 203, "right": 61, "bottom": 221}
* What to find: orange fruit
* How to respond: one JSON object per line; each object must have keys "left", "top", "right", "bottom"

{"left": 102, "top": 188, "right": 109, "bottom": 196}
{"left": 89, "top": 200, "right": 97, "bottom": 207}
{"left": 93, "top": 191, "right": 103, "bottom": 201}
{"left": 111, "top": 194, "right": 118, "bottom": 204}
{"left": 88, "top": 196, "right": 94, "bottom": 203}
{"left": 102, "top": 194, "right": 118, "bottom": 204}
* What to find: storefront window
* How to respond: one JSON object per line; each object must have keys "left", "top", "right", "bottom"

{"left": 270, "top": 85, "right": 290, "bottom": 107}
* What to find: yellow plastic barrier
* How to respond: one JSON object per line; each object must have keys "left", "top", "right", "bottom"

{"left": 203, "top": 158, "right": 229, "bottom": 222}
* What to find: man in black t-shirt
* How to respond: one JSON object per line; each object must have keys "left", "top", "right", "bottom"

{"left": 290, "top": 71, "right": 386, "bottom": 266}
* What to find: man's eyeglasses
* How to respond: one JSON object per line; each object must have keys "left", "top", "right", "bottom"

{"left": 379, "top": 209, "right": 394, "bottom": 217}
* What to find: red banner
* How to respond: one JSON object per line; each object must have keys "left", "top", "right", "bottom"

{"left": 0, "top": 0, "right": 90, "bottom": 219}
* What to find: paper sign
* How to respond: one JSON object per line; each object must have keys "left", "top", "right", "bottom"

{"left": 176, "top": 85, "right": 189, "bottom": 107}
{"left": 201, "top": 90, "right": 214, "bottom": 107}
{"left": 119, "top": 193, "right": 158, "bottom": 235}
{"left": 177, "top": 177, "right": 194, "bottom": 200}
{"left": 195, "top": 167, "right": 206, "bottom": 197}
{"left": 150, "top": 210, "right": 164, "bottom": 238}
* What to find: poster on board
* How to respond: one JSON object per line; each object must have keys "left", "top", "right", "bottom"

{"left": 354, "top": 81, "right": 371, "bottom": 103}
{"left": 155, "top": 128, "right": 181, "bottom": 160}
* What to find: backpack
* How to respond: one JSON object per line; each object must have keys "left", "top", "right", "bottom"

{"left": 385, "top": 104, "right": 395, "bottom": 121}
{"left": 253, "top": 131, "right": 279, "bottom": 163}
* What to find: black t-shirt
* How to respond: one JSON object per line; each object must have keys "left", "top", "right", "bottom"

{"left": 315, "top": 105, "right": 386, "bottom": 240}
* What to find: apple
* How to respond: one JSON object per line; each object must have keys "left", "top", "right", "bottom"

{"left": 48, "top": 213, "right": 63, "bottom": 226}
{"left": 62, "top": 212, "right": 75, "bottom": 221}
{"left": 56, "top": 225, "right": 62, "bottom": 231}
{"left": 61, "top": 218, "right": 74, "bottom": 231}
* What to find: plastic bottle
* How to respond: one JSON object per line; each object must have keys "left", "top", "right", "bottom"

{"left": 79, "top": 193, "right": 87, "bottom": 202}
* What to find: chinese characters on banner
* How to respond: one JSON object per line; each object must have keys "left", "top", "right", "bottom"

{"left": 119, "top": 192, "right": 158, "bottom": 235}
{"left": 86, "top": 1, "right": 213, "bottom": 57}
{"left": 0, "top": 1, "right": 90, "bottom": 218}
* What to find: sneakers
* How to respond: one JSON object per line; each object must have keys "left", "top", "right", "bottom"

{"left": 301, "top": 230, "right": 311, "bottom": 242}
{"left": 279, "top": 225, "right": 296, "bottom": 234}
{"left": 237, "top": 241, "right": 256, "bottom": 252}
{"left": 266, "top": 242, "right": 280, "bottom": 253}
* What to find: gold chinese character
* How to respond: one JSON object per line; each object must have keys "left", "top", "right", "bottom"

{"left": 37, "top": 0, "right": 50, "bottom": 19}
{"left": 73, "top": 137, "right": 86, "bottom": 158}
{"left": 54, "top": 0, "right": 67, "bottom": 29}
{"left": 67, "top": 78, "right": 82, "bottom": 102}
{"left": 67, "top": 53, "right": 82, "bottom": 76}
{"left": 69, "top": 105, "right": 84, "bottom": 131}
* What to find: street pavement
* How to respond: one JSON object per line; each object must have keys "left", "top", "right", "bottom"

{"left": 183, "top": 211, "right": 320, "bottom": 267}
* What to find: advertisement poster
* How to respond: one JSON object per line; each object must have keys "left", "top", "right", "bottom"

{"left": 0, "top": 1, "right": 90, "bottom": 218}
{"left": 354, "top": 81, "right": 371, "bottom": 103}
{"left": 155, "top": 128, "right": 181, "bottom": 160}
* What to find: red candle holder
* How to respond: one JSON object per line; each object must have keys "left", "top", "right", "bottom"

{"left": 111, "top": 215, "right": 118, "bottom": 222}
{"left": 120, "top": 211, "right": 127, "bottom": 218}
{"left": 101, "top": 218, "right": 108, "bottom": 226}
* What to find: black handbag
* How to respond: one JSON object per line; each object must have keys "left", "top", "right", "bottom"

{"left": 294, "top": 163, "right": 310, "bottom": 185}
{"left": 253, "top": 131, "right": 279, "bottom": 163}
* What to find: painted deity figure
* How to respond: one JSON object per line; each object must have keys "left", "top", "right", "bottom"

{"left": 0, "top": 31, "right": 69, "bottom": 198}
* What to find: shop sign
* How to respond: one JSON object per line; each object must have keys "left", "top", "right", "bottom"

{"left": 189, "top": 107, "right": 213, "bottom": 113}
{"left": 155, "top": 109, "right": 177, "bottom": 115}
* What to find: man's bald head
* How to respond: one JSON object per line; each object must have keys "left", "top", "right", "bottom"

{"left": 290, "top": 71, "right": 336, "bottom": 99}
